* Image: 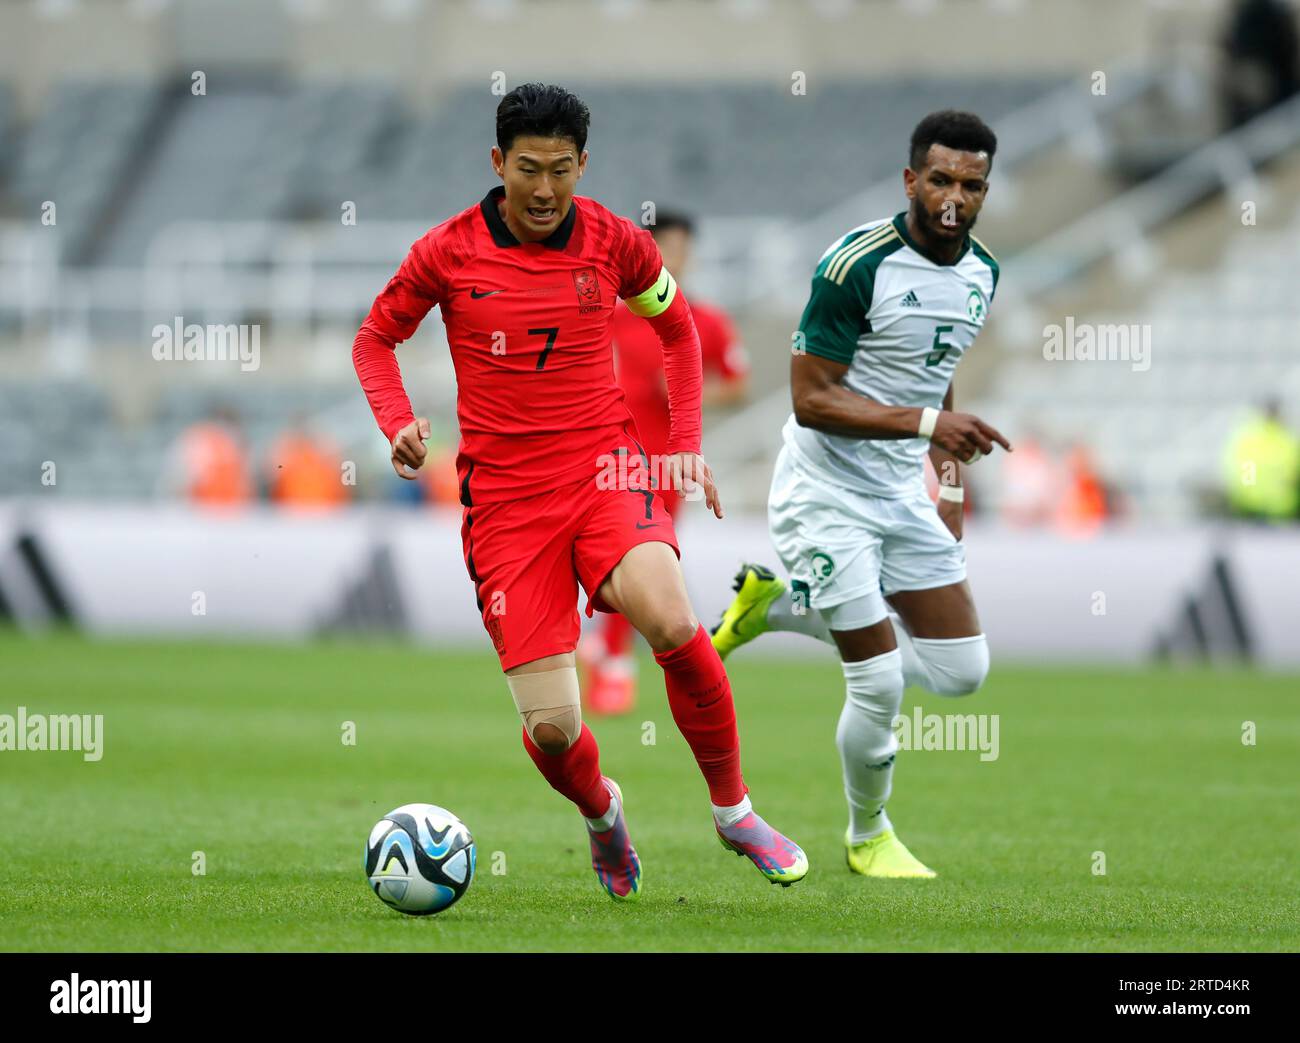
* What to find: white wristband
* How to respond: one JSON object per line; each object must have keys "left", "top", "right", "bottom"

{"left": 918, "top": 406, "right": 940, "bottom": 440}
{"left": 938, "top": 485, "right": 965, "bottom": 503}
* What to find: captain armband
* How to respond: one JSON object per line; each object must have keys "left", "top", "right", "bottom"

{"left": 624, "top": 266, "right": 678, "bottom": 318}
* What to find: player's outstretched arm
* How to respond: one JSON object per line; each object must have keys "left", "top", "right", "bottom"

{"left": 791, "top": 352, "right": 1011, "bottom": 463}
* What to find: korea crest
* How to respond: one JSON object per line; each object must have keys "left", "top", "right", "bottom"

{"left": 572, "top": 266, "right": 603, "bottom": 314}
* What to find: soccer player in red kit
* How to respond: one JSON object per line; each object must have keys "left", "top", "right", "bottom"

{"left": 584, "top": 212, "right": 750, "bottom": 715}
{"left": 352, "top": 84, "right": 807, "bottom": 900}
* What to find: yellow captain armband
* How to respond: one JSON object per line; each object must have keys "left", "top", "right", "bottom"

{"left": 624, "top": 266, "right": 677, "bottom": 318}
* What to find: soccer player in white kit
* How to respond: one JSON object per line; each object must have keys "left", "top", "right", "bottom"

{"left": 712, "top": 111, "right": 1012, "bottom": 878}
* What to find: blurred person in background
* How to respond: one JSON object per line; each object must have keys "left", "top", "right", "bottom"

{"left": 1054, "top": 443, "right": 1110, "bottom": 538}
{"left": 999, "top": 426, "right": 1057, "bottom": 528}
{"left": 582, "top": 210, "right": 751, "bottom": 716}
{"left": 161, "top": 406, "right": 253, "bottom": 510}
{"left": 266, "top": 418, "right": 350, "bottom": 511}
{"left": 1221, "top": 0, "right": 1300, "bottom": 127}
{"left": 1222, "top": 399, "right": 1300, "bottom": 522}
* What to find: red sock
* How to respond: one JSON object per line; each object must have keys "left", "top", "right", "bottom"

{"left": 653, "top": 624, "right": 747, "bottom": 806}
{"left": 522, "top": 723, "right": 611, "bottom": 819}
{"left": 602, "top": 612, "right": 635, "bottom": 658}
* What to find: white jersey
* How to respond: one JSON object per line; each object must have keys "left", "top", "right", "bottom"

{"left": 783, "top": 212, "right": 999, "bottom": 498}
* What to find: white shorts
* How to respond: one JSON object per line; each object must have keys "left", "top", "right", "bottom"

{"left": 768, "top": 444, "right": 966, "bottom": 627}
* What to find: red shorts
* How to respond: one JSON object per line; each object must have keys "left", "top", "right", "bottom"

{"left": 660, "top": 486, "right": 683, "bottom": 521}
{"left": 460, "top": 463, "right": 680, "bottom": 671}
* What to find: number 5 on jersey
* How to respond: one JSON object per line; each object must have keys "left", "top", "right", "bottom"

{"left": 926, "top": 324, "right": 953, "bottom": 367}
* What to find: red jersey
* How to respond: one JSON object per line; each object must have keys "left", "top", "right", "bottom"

{"left": 612, "top": 298, "right": 748, "bottom": 459}
{"left": 354, "top": 187, "right": 702, "bottom": 503}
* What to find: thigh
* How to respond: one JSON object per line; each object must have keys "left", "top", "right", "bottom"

{"left": 829, "top": 616, "right": 899, "bottom": 663}
{"left": 887, "top": 580, "right": 981, "bottom": 639}
{"left": 461, "top": 497, "right": 582, "bottom": 672}
{"left": 595, "top": 539, "right": 691, "bottom": 631}
{"left": 573, "top": 479, "right": 680, "bottom": 617}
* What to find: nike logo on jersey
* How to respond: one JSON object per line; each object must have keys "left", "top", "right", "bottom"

{"left": 635, "top": 522, "right": 659, "bottom": 530}
{"left": 470, "top": 287, "right": 504, "bottom": 298}
{"left": 901, "top": 290, "right": 921, "bottom": 307}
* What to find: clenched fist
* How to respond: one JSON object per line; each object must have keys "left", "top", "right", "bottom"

{"left": 391, "top": 417, "right": 432, "bottom": 480}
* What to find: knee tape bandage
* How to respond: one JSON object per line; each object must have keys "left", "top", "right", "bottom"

{"left": 507, "top": 667, "right": 582, "bottom": 749}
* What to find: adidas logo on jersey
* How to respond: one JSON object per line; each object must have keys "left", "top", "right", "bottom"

{"left": 900, "top": 290, "right": 922, "bottom": 307}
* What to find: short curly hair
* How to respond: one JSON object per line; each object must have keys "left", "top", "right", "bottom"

{"left": 909, "top": 110, "right": 997, "bottom": 172}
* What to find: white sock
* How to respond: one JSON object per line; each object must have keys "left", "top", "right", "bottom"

{"left": 765, "top": 600, "right": 943, "bottom": 697}
{"left": 766, "top": 586, "right": 833, "bottom": 641}
{"left": 583, "top": 781, "right": 619, "bottom": 832}
{"left": 712, "top": 793, "right": 753, "bottom": 829}
{"left": 764, "top": 590, "right": 927, "bottom": 693}
{"left": 838, "top": 649, "right": 904, "bottom": 843}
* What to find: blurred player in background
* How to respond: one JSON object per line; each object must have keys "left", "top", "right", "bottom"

{"left": 160, "top": 406, "right": 253, "bottom": 510}
{"left": 582, "top": 211, "right": 751, "bottom": 715}
{"left": 266, "top": 417, "right": 350, "bottom": 511}
{"left": 1221, "top": 398, "right": 1300, "bottom": 521}
{"left": 711, "top": 111, "right": 1010, "bottom": 879}
{"left": 352, "top": 84, "right": 807, "bottom": 903}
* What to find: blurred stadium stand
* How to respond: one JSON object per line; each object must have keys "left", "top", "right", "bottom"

{"left": 6, "top": 81, "right": 164, "bottom": 262}
{"left": 0, "top": 0, "right": 1298, "bottom": 526}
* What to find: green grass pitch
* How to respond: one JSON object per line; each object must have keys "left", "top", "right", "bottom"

{"left": 1, "top": 630, "right": 1296, "bottom": 952}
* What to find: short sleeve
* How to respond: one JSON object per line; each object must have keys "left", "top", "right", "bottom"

{"left": 795, "top": 271, "right": 870, "bottom": 365}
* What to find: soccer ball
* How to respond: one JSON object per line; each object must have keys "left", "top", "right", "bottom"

{"left": 364, "top": 803, "right": 476, "bottom": 916}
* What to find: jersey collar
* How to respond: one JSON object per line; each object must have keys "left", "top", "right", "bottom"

{"left": 480, "top": 185, "right": 577, "bottom": 250}
{"left": 892, "top": 211, "right": 970, "bottom": 266}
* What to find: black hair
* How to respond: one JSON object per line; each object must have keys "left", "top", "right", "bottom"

{"left": 909, "top": 110, "right": 997, "bottom": 172}
{"left": 496, "top": 83, "right": 590, "bottom": 156}
{"left": 647, "top": 209, "right": 695, "bottom": 239}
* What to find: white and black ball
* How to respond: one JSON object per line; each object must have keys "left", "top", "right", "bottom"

{"left": 364, "top": 803, "right": 475, "bottom": 915}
